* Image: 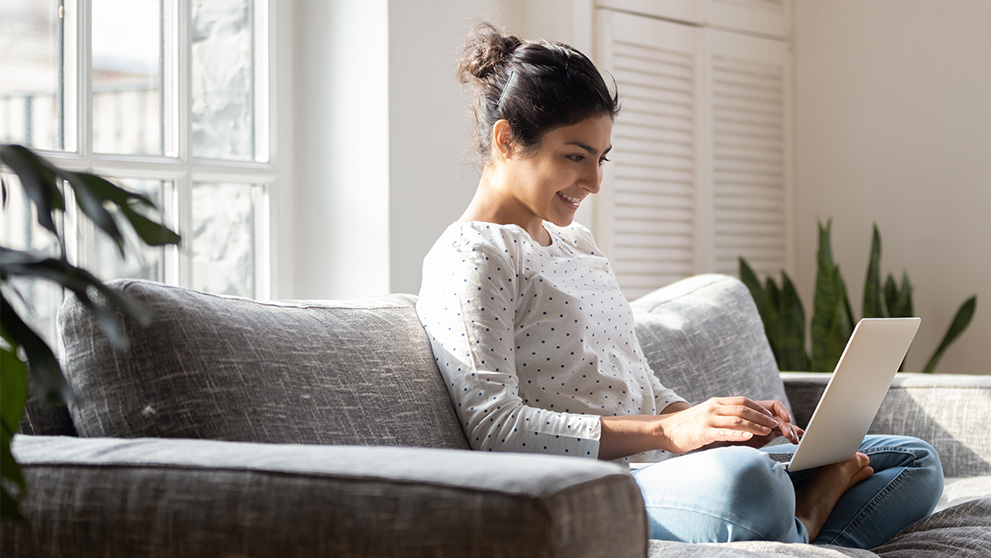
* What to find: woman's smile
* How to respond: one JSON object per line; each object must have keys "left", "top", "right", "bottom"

{"left": 558, "top": 191, "right": 584, "bottom": 210}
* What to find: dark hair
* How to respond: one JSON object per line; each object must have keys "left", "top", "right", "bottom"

{"left": 457, "top": 22, "right": 620, "bottom": 163}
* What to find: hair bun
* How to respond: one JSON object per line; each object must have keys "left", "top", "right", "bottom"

{"left": 457, "top": 22, "right": 521, "bottom": 83}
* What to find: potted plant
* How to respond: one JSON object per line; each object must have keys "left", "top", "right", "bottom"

{"left": 1, "top": 144, "right": 181, "bottom": 521}
{"left": 740, "top": 219, "right": 977, "bottom": 373}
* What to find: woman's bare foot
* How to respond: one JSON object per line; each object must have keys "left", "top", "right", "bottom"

{"left": 795, "top": 453, "right": 874, "bottom": 541}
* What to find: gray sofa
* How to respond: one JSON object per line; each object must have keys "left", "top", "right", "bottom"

{"left": 4, "top": 274, "right": 990, "bottom": 557}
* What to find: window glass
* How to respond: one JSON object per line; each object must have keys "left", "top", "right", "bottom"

{"left": 0, "top": 0, "right": 74, "bottom": 151}
{"left": 191, "top": 0, "right": 256, "bottom": 161}
{"left": 92, "top": 0, "right": 163, "bottom": 155}
{"left": 91, "top": 179, "right": 169, "bottom": 283}
{"left": 191, "top": 182, "right": 257, "bottom": 297}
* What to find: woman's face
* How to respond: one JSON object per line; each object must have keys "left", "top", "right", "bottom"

{"left": 498, "top": 115, "right": 613, "bottom": 232}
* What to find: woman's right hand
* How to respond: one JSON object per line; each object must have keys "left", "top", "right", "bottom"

{"left": 655, "top": 397, "right": 781, "bottom": 453}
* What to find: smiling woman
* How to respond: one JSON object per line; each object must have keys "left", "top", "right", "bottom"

{"left": 413, "top": 21, "right": 944, "bottom": 550}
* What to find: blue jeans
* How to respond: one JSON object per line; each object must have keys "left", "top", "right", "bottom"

{"left": 632, "top": 435, "right": 943, "bottom": 548}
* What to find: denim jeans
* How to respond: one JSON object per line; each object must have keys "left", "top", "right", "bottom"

{"left": 632, "top": 435, "right": 943, "bottom": 548}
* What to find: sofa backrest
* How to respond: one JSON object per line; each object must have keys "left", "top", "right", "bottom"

{"left": 630, "top": 274, "right": 791, "bottom": 413}
{"left": 57, "top": 280, "right": 470, "bottom": 450}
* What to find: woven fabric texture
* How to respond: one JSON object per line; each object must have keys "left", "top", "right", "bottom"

{"left": 58, "top": 280, "right": 468, "bottom": 449}
{"left": 873, "top": 498, "right": 991, "bottom": 557}
{"left": 630, "top": 274, "right": 791, "bottom": 412}
{"left": 5, "top": 435, "right": 646, "bottom": 558}
{"left": 784, "top": 373, "right": 991, "bottom": 478}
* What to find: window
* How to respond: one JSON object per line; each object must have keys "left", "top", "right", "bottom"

{"left": 1, "top": 0, "right": 274, "bottom": 343}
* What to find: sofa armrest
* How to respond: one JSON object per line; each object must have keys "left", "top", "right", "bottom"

{"left": 783, "top": 372, "right": 991, "bottom": 478}
{"left": 3, "top": 436, "right": 646, "bottom": 558}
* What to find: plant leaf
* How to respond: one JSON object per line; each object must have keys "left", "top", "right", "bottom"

{"left": 0, "top": 144, "right": 65, "bottom": 237}
{"left": 0, "top": 294, "right": 72, "bottom": 404}
{"left": 863, "top": 224, "right": 889, "bottom": 318}
{"left": 812, "top": 219, "right": 841, "bottom": 371}
{"left": 63, "top": 172, "right": 180, "bottom": 251}
{"left": 1, "top": 427, "right": 26, "bottom": 522}
{"left": 777, "top": 271, "right": 810, "bottom": 371}
{"left": 63, "top": 171, "right": 126, "bottom": 256}
{"left": 923, "top": 296, "right": 978, "bottom": 373}
{"left": 0, "top": 344, "right": 27, "bottom": 440}
{"left": 0, "top": 248, "right": 151, "bottom": 347}
{"left": 823, "top": 270, "right": 855, "bottom": 372}
{"left": 120, "top": 201, "right": 182, "bottom": 247}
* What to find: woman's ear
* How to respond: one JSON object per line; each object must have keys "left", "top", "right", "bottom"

{"left": 491, "top": 119, "right": 514, "bottom": 161}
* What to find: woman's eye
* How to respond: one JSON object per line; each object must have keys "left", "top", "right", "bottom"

{"left": 598, "top": 157, "right": 611, "bottom": 166}
{"left": 567, "top": 154, "right": 586, "bottom": 162}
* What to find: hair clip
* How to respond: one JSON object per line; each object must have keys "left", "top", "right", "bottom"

{"left": 497, "top": 70, "right": 515, "bottom": 109}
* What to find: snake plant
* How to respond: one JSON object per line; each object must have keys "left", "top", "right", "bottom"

{"left": 740, "top": 219, "right": 977, "bottom": 373}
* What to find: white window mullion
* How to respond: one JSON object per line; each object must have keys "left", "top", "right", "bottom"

{"left": 162, "top": 0, "right": 179, "bottom": 158}
{"left": 251, "top": 183, "right": 270, "bottom": 299}
{"left": 72, "top": 0, "right": 93, "bottom": 270}
{"left": 176, "top": 0, "right": 193, "bottom": 289}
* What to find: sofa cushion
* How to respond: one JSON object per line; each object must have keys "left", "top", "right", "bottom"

{"left": 872, "top": 498, "right": 991, "bottom": 557}
{"left": 631, "top": 274, "right": 791, "bottom": 413}
{"left": 8, "top": 435, "right": 647, "bottom": 558}
{"left": 58, "top": 280, "right": 469, "bottom": 449}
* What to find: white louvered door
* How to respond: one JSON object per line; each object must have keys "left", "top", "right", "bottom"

{"left": 709, "top": 29, "right": 793, "bottom": 279}
{"left": 595, "top": 11, "right": 705, "bottom": 300}
{"left": 594, "top": 8, "right": 793, "bottom": 299}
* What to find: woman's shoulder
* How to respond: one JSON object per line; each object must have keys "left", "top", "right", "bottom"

{"left": 545, "top": 221, "right": 600, "bottom": 253}
{"left": 435, "top": 221, "right": 540, "bottom": 257}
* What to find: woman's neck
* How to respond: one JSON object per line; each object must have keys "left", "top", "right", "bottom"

{"left": 459, "top": 171, "right": 551, "bottom": 246}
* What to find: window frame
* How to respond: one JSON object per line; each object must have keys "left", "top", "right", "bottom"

{"left": 21, "top": 0, "right": 279, "bottom": 300}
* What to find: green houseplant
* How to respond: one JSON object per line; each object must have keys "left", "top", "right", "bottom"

{"left": 740, "top": 219, "right": 977, "bottom": 373}
{"left": 0, "top": 144, "right": 181, "bottom": 521}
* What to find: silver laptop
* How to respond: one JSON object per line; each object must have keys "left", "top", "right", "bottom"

{"left": 772, "top": 318, "right": 921, "bottom": 472}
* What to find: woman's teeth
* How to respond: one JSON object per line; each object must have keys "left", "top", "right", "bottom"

{"left": 559, "top": 192, "right": 581, "bottom": 204}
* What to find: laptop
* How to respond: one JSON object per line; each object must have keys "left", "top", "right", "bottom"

{"left": 770, "top": 318, "right": 921, "bottom": 472}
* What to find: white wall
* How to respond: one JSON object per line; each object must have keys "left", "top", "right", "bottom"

{"left": 794, "top": 0, "right": 991, "bottom": 373}
{"left": 387, "top": 0, "right": 526, "bottom": 295}
{"left": 292, "top": 0, "right": 391, "bottom": 299}
{"left": 292, "top": 0, "right": 594, "bottom": 298}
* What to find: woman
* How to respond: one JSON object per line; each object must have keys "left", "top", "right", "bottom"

{"left": 416, "top": 22, "right": 943, "bottom": 548}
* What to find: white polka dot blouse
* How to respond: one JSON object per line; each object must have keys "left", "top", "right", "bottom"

{"left": 416, "top": 220, "right": 686, "bottom": 461}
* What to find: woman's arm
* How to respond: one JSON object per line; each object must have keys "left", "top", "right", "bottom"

{"left": 597, "top": 397, "right": 795, "bottom": 461}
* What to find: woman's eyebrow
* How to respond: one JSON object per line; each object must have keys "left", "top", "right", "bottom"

{"left": 567, "top": 142, "right": 613, "bottom": 155}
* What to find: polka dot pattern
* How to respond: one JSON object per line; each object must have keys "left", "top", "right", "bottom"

{"left": 417, "top": 221, "right": 685, "bottom": 460}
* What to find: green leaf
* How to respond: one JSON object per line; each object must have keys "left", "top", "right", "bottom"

{"left": 923, "top": 296, "right": 978, "bottom": 373}
{"left": 0, "top": 295, "right": 71, "bottom": 404}
{"left": 811, "top": 219, "right": 841, "bottom": 371}
{"left": 776, "top": 272, "right": 810, "bottom": 371}
{"left": 0, "top": 144, "right": 65, "bottom": 238}
{"left": 63, "top": 172, "right": 126, "bottom": 256}
{"left": 1, "top": 415, "right": 26, "bottom": 522}
{"left": 863, "top": 224, "right": 889, "bottom": 318}
{"left": 739, "top": 258, "right": 765, "bottom": 314}
{"left": 1, "top": 249, "right": 151, "bottom": 348}
{"left": 885, "top": 272, "right": 914, "bottom": 319}
{"left": 823, "top": 270, "right": 855, "bottom": 372}
{"left": 0, "top": 345, "right": 27, "bottom": 439}
{"left": 739, "top": 258, "right": 769, "bottom": 326}
{"left": 119, "top": 201, "right": 182, "bottom": 247}
{"left": 63, "top": 172, "right": 181, "bottom": 252}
